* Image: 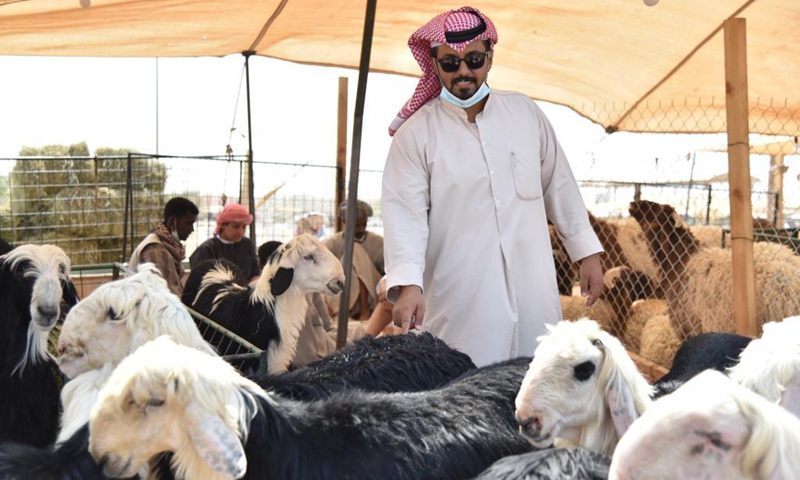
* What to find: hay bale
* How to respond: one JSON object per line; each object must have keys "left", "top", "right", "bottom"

{"left": 53, "top": 187, "right": 125, "bottom": 238}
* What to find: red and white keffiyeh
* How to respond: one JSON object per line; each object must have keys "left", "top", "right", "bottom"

{"left": 388, "top": 6, "right": 498, "bottom": 136}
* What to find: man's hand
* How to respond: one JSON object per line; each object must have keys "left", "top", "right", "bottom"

{"left": 579, "top": 253, "right": 604, "bottom": 307}
{"left": 393, "top": 285, "right": 425, "bottom": 333}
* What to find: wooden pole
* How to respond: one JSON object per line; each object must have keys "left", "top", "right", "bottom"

{"left": 724, "top": 18, "right": 757, "bottom": 337}
{"left": 767, "top": 153, "right": 787, "bottom": 227}
{"left": 335, "top": 77, "right": 348, "bottom": 233}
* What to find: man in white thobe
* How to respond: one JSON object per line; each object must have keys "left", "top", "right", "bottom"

{"left": 382, "top": 7, "right": 604, "bottom": 367}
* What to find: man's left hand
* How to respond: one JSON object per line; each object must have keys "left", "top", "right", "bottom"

{"left": 579, "top": 253, "right": 604, "bottom": 306}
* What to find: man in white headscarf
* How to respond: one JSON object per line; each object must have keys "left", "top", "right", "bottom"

{"left": 382, "top": 6, "right": 604, "bottom": 367}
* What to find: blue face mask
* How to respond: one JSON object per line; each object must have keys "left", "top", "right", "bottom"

{"left": 440, "top": 81, "right": 491, "bottom": 108}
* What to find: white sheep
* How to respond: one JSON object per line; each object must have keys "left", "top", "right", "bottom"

{"left": 56, "top": 263, "right": 216, "bottom": 443}
{"left": 728, "top": 315, "right": 800, "bottom": 417}
{"left": 182, "top": 233, "right": 345, "bottom": 373}
{"left": 88, "top": 336, "right": 532, "bottom": 480}
{"left": 515, "top": 319, "right": 653, "bottom": 457}
{"left": 609, "top": 369, "right": 800, "bottom": 480}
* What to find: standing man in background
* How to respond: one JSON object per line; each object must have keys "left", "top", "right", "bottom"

{"left": 129, "top": 196, "right": 198, "bottom": 295}
{"left": 382, "top": 6, "right": 604, "bottom": 367}
{"left": 190, "top": 203, "right": 261, "bottom": 284}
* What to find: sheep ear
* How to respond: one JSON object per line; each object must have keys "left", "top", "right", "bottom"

{"left": 186, "top": 403, "right": 247, "bottom": 479}
{"left": 606, "top": 367, "right": 638, "bottom": 437}
{"left": 270, "top": 267, "right": 294, "bottom": 296}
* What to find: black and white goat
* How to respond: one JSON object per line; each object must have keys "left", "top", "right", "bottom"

{"left": 88, "top": 336, "right": 532, "bottom": 480}
{"left": 610, "top": 370, "right": 800, "bottom": 480}
{"left": 182, "top": 234, "right": 345, "bottom": 373}
{"left": 0, "top": 244, "right": 78, "bottom": 447}
{"left": 515, "top": 319, "right": 653, "bottom": 457}
{"left": 471, "top": 447, "right": 610, "bottom": 480}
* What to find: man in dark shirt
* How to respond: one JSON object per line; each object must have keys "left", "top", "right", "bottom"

{"left": 189, "top": 202, "right": 260, "bottom": 284}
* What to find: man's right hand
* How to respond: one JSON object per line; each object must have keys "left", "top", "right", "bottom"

{"left": 392, "top": 285, "right": 425, "bottom": 333}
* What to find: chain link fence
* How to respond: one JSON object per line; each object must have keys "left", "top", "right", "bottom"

{"left": 3, "top": 99, "right": 799, "bottom": 376}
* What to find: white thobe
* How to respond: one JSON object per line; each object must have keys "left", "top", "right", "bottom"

{"left": 382, "top": 91, "right": 603, "bottom": 367}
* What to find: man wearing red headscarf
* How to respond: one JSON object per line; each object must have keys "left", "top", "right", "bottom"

{"left": 190, "top": 203, "right": 261, "bottom": 284}
{"left": 382, "top": 7, "right": 605, "bottom": 367}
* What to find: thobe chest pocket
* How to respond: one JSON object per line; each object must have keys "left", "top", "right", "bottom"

{"left": 509, "top": 151, "right": 543, "bottom": 200}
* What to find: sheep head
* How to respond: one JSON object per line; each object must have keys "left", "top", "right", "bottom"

{"left": 1, "top": 244, "right": 76, "bottom": 375}
{"left": 1, "top": 244, "right": 75, "bottom": 330}
{"left": 515, "top": 319, "right": 653, "bottom": 457}
{"left": 89, "top": 336, "right": 262, "bottom": 480}
{"left": 57, "top": 263, "right": 214, "bottom": 379}
{"left": 628, "top": 200, "right": 699, "bottom": 280}
{"left": 253, "top": 234, "right": 345, "bottom": 303}
{"left": 609, "top": 370, "right": 800, "bottom": 480}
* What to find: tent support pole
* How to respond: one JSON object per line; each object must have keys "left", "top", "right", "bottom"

{"left": 337, "top": 0, "right": 377, "bottom": 349}
{"left": 724, "top": 18, "right": 756, "bottom": 337}
{"left": 243, "top": 50, "right": 257, "bottom": 244}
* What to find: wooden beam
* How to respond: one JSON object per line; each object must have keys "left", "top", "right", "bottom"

{"left": 724, "top": 18, "right": 757, "bottom": 337}
{"left": 335, "top": 77, "right": 348, "bottom": 233}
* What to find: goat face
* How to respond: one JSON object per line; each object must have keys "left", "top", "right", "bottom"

{"left": 515, "top": 320, "right": 606, "bottom": 448}
{"left": 2, "top": 244, "right": 74, "bottom": 330}
{"left": 57, "top": 265, "right": 176, "bottom": 379}
{"left": 90, "top": 336, "right": 251, "bottom": 480}
{"left": 267, "top": 234, "right": 345, "bottom": 296}
{"left": 609, "top": 371, "right": 757, "bottom": 480}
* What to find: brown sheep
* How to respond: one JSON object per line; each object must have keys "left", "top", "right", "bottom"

{"left": 630, "top": 200, "right": 800, "bottom": 339}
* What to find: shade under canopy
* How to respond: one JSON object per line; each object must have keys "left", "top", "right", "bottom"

{"left": 1, "top": 0, "right": 797, "bottom": 135}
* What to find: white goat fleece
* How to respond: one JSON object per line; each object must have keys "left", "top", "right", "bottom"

{"left": 728, "top": 315, "right": 800, "bottom": 418}
{"left": 90, "top": 336, "right": 263, "bottom": 480}
{"left": 56, "top": 264, "right": 216, "bottom": 444}
{"left": 58, "top": 263, "right": 215, "bottom": 379}
{"left": 515, "top": 318, "right": 653, "bottom": 457}
{"left": 57, "top": 363, "right": 115, "bottom": 444}
{"left": 610, "top": 369, "right": 800, "bottom": 480}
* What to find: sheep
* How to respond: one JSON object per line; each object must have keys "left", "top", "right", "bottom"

{"left": 630, "top": 199, "right": 800, "bottom": 340}
{"left": 88, "top": 336, "right": 533, "bottom": 480}
{"left": 5, "top": 329, "right": 471, "bottom": 479}
{"left": 728, "top": 316, "right": 800, "bottom": 417}
{"left": 182, "top": 233, "right": 345, "bottom": 374}
{"left": 0, "top": 244, "right": 79, "bottom": 447}
{"left": 600, "top": 266, "right": 666, "bottom": 347}
{"left": 515, "top": 319, "right": 653, "bottom": 457}
{"left": 256, "top": 331, "right": 476, "bottom": 400}
{"left": 56, "top": 263, "right": 216, "bottom": 443}
{"left": 470, "top": 447, "right": 610, "bottom": 480}
{"left": 651, "top": 331, "right": 752, "bottom": 398}
{"left": 637, "top": 313, "right": 680, "bottom": 369}
{"left": 559, "top": 294, "right": 617, "bottom": 333}
{"left": 609, "top": 369, "right": 800, "bottom": 480}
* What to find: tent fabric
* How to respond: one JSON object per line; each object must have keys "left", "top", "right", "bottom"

{"left": 1, "top": 0, "right": 797, "bottom": 135}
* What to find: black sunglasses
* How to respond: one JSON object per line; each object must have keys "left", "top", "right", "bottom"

{"left": 436, "top": 51, "right": 490, "bottom": 73}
